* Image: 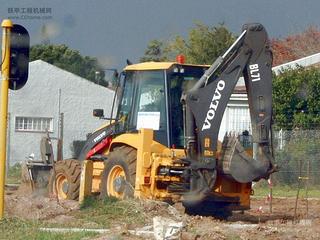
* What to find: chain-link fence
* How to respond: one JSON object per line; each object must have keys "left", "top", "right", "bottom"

{"left": 272, "top": 129, "right": 320, "bottom": 187}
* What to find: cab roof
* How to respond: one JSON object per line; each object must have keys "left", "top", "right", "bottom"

{"left": 124, "top": 61, "right": 209, "bottom": 71}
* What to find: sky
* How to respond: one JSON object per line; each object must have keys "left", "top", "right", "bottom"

{"left": 1, "top": 0, "right": 320, "bottom": 70}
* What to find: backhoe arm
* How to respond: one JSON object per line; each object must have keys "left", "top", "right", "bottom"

{"left": 184, "top": 23, "right": 274, "bottom": 184}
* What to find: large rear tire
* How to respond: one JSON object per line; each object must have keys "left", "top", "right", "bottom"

{"left": 100, "top": 146, "right": 136, "bottom": 199}
{"left": 49, "top": 159, "right": 81, "bottom": 200}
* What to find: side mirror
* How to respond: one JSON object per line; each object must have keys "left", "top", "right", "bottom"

{"left": 93, "top": 109, "right": 104, "bottom": 118}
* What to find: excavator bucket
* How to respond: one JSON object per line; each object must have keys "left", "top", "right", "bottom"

{"left": 220, "top": 133, "right": 273, "bottom": 183}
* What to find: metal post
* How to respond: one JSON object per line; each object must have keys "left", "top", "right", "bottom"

{"left": 0, "top": 19, "right": 13, "bottom": 219}
{"left": 294, "top": 177, "right": 301, "bottom": 222}
{"left": 305, "top": 158, "right": 310, "bottom": 219}
{"left": 57, "top": 113, "right": 64, "bottom": 160}
{"left": 294, "top": 158, "right": 303, "bottom": 222}
{"left": 57, "top": 89, "right": 63, "bottom": 161}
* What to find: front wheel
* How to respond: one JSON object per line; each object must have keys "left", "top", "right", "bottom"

{"left": 49, "top": 159, "right": 81, "bottom": 200}
{"left": 100, "top": 146, "right": 136, "bottom": 199}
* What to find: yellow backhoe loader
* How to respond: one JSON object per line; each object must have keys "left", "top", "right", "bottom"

{"left": 49, "top": 23, "right": 276, "bottom": 214}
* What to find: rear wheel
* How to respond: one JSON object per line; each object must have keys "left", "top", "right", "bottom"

{"left": 49, "top": 159, "right": 81, "bottom": 200}
{"left": 100, "top": 146, "right": 136, "bottom": 199}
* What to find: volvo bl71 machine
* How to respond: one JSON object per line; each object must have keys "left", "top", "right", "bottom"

{"left": 50, "top": 23, "right": 275, "bottom": 214}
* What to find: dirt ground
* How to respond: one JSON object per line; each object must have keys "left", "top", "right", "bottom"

{"left": 4, "top": 185, "right": 320, "bottom": 240}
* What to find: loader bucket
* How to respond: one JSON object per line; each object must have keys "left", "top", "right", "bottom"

{"left": 18, "top": 135, "right": 54, "bottom": 195}
{"left": 220, "top": 134, "right": 273, "bottom": 183}
{"left": 18, "top": 162, "right": 52, "bottom": 196}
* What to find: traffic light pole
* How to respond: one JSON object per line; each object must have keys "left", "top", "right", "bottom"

{"left": 0, "top": 19, "right": 12, "bottom": 219}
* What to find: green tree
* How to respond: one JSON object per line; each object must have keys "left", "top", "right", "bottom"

{"left": 171, "top": 22, "right": 235, "bottom": 64}
{"left": 140, "top": 40, "right": 168, "bottom": 62}
{"left": 140, "top": 22, "right": 235, "bottom": 65}
{"left": 273, "top": 67, "right": 320, "bottom": 130}
{"left": 30, "top": 44, "right": 107, "bottom": 86}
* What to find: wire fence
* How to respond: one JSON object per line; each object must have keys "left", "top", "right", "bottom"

{"left": 272, "top": 128, "right": 320, "bottom": 187}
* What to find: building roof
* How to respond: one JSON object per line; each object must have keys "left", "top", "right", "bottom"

{"left": 272, "top": 52, "right": 320, "bottom": 75}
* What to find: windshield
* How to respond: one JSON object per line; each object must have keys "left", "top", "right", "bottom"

{"left": 132, "top": 70, "right": 166, "bottom": 131}
{"left": 117, "top": 70, "right": 167, "bottom": 144}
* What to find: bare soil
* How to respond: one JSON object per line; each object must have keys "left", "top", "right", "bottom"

{"left": 182, "top": 197, "right": 320, "bottom": 240}
{"left": 4, "top": 186, "right": 320, "bottom": 240}
{"left": 5, "top": 189, "right": 79, "bottom": 221}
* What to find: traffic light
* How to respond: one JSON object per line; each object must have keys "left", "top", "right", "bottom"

{"left": 9, "top": 24, "right": 29, "bottom": 90}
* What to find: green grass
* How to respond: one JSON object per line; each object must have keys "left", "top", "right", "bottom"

{"left": 0, "top": 218, "right": 98, "bottom": 240}
{"left": 74, "top": 196, "right": 146, "bottom": 228}
{"left": 6, "top": 163, "right": 22, "bottom": 184}
{"left": 253, "top": 184, "right": 320, "bottom": 198}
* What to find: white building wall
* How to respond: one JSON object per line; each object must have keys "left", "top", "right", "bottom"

{"left": 7, "top": 60, "right": 114, "bottom": 164}
{"left": 218, "top": 94, "right": 250, "bottom": 141}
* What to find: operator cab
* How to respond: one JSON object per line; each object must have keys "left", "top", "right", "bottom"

{"left": 117, "top": 62, "right": 208, "bottom": 148}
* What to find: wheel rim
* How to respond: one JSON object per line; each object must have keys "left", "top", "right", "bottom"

{"left": 55, "top": 173, "right": 69, "bottom": 199}
{"left": 107, "top": 165, "right": 126, "bottom": 198}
